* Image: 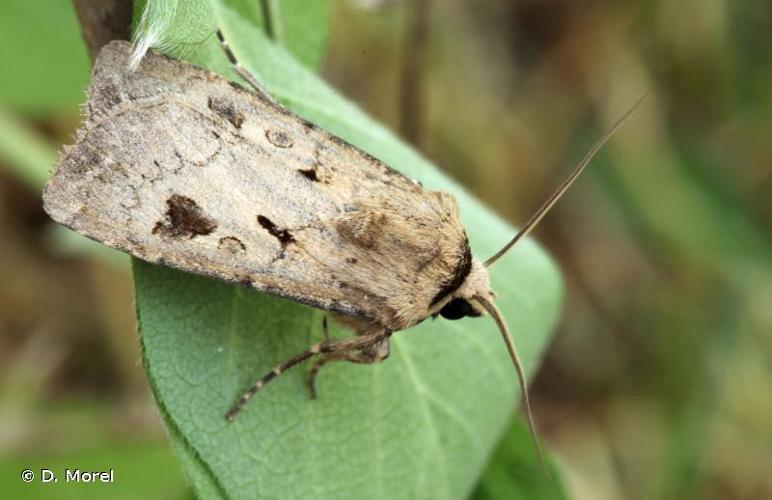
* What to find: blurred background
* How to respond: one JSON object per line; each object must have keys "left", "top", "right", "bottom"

{"left": 0, "top": 0, "right": 770, "bottom": 498}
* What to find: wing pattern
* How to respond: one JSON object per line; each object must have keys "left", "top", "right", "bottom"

{"left": 43, "top": 41, "right": 470, "bottom": 330}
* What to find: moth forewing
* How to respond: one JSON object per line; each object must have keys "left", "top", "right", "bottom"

{"left": 43, "top": 41, "right": 469, "bottom": 329}
{"left": 42, "top": 39, "right": 484, "bottom": 413}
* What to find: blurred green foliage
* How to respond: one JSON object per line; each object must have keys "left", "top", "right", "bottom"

{"left": 0, "top": 0, "right": 90, "bottom": 114}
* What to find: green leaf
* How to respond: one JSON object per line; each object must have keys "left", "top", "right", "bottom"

{"left": 131, "top": 2, "right": 563, "bottom": 498}
{"left": 471, "top": 420, "right": 569, "bottom": 500}
{"left": 132, "top": 0, "right": 328, "bottom": 70}
{"left": 226, "top": 0, "right": 329, "bottom": 69}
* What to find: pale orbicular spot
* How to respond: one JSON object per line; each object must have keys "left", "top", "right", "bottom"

{"left": 218, "top": 236, "right": 247, "bottom": 254}
{"left": 162, "top": 102, "right": 223, "bottom": 166}
{"left": 265, "top": 129, "right": 294, "bottom": 148}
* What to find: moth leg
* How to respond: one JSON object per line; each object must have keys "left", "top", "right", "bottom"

{"left": 307, "top": 357, "right": 331, "bottom": 400}
{"left": 226, "top": 346, "right": 318, "bottom": 422}
{"left": 306, "top": 317, "right": 331, "bottom": 399}
{"left": 226, "top": 331, "right": 391, "bottom": 421}
{"left": 307, "top": 334, "right": 391, "bottom": 399}
{"left": 215, "top": 29, "right": 278, "bottom": 104}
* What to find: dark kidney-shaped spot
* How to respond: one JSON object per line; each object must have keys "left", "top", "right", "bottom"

{"left": 257, "top": 215, "right": 294, "bottom": 247}
{"left": 298, "top": 168, "right": 319, "bottom": 181}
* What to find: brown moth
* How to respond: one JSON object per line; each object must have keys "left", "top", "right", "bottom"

{"left": 43, "top": 36, "right": 640, "bottom": 469}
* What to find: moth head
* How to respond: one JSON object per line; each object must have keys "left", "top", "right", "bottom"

{"left": 438, "top": 258, "right": 491, "bottom": 320}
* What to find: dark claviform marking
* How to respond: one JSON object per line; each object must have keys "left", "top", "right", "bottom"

{"left": 429, "top": 237, "right": 473, "bottom": 306}
{"left": 207, "top": 97, "right": 245, "bottom": 128}
{"left": 298, "top": 168, "right": 319, "bottom": 181}
{"left": 152, "top": 195, "right": 217, "bottom": 238}
{"left": 257, "top": 215, "right": 294, "bottom": 247}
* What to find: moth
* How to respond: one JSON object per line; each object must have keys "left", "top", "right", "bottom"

{"left": 43, "top": 35, "right": 640, "bottom": 468}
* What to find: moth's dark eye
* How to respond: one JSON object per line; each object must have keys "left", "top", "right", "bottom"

{"left": 439, "top": 298, "right": 479, "bottom": 320}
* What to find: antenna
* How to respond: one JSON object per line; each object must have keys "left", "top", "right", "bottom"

{"left": 472, "top": 295, "right": 550, "bottom": 477}
{"left": 484, "top": 95, "right": 646, "bottom": 267}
